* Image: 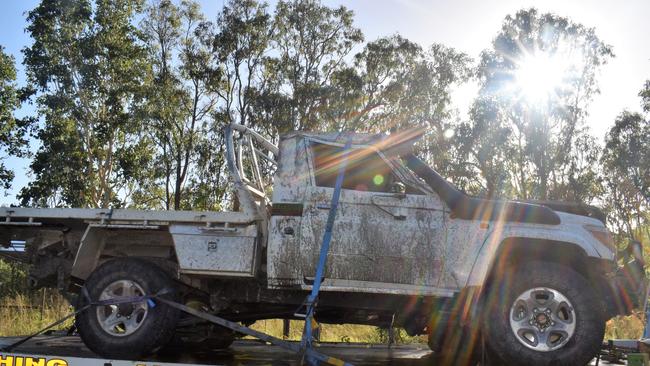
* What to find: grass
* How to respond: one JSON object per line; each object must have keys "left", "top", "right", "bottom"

{"left": 0, "top": 291, "right": 74, "bottom": 337}
{"left": 249, "top": 319, "right": 427, "bottom": 344}
{"left": 0, "top": 292, "right": 645, "bottom": 345}
{"left": 605, "top": 312, "right": 646, "bottom": 340}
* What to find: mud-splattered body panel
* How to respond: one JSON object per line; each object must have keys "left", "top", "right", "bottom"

{"left": 268, "top": 134, "right": 467, "bottom": 296}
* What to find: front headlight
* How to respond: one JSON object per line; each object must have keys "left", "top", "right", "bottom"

{"left": 584, "top": 224, "right": 615, "bottom": 252}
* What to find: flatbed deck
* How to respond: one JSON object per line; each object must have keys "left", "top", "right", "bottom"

{"left": 0, "top": 206, "right": 255, "bottom": 225}
{"left": 0, "top": 336, "right": 432, "bottom": 365}
{"left": 0, "top": 336, "right": 622, "bottom": 365}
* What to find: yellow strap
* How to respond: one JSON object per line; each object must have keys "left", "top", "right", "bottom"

{"left": 326, "top": 357, "right": 346, "bottom": 366}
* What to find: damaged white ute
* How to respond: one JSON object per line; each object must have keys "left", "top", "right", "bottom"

{"left": 0, "top": 124, "right": 645, "bottom": 365}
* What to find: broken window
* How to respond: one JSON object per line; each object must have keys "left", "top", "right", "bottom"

{"left": 311, "top": 142, "right": 399, "bottom": 193}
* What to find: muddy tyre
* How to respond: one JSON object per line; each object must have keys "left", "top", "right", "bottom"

{"left": 484, "top": 261, "right": 605, "bottom": 366}
{"left": 76, "top": 258, "right": 180, "bottom": 360}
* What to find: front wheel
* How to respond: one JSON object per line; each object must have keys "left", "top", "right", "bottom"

{"left": 484, "top": 261, "right": 605, "bottom": 366}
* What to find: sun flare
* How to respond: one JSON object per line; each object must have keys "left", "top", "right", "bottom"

{"left": 515, "top": 54, "right": 563, "bottom": 102}
{"left": 511, "top": 47, "right": 583, "bottom": 105}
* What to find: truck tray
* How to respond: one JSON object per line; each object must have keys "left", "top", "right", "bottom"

{"left": 0, "top": 336, "right": 434, "bottom": 366}
{"left": 0, "top": 335, "right": 621, "bottom": 366}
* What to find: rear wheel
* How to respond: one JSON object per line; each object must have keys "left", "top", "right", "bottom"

{"left": 484, "top": 261, "right": 605, "bottom": 366}
{"left": 76, "top": 258, "right": 180, "bottom": 360}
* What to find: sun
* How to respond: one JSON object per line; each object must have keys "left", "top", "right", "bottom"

{"left": 515, "top": 54, "right": 563, "bottom": 103}
{"left": 512, "top": 48, "right": 582, "bottom": 105}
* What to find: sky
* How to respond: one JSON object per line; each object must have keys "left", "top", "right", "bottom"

{"left": 1, "top": 0, "right": 649, "bottom": 205}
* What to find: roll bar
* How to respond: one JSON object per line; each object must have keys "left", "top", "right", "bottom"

{"left": 224, "top": 124, "right": 279, "bottom": 221}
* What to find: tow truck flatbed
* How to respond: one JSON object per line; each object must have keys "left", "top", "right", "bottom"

{"left": 0, "top": 336, "right": 434, "bottom": 366}
{"left": 0, "top": 336, "right": 624, "bottom": 365}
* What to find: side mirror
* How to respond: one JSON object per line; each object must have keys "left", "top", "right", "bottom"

{"left": 391, "top": 182, "right": 406, "bottom": 197}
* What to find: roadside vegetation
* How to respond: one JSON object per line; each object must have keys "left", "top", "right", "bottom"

{"left": 0, "top": 291, "right": 72, "bottom": 337}
{"left": 606, "top": 315, "right": 645, "bottom": 340}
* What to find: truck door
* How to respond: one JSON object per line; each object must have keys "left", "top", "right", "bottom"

{"left": 294, "top": 140, "right": 450, "bottom": 296}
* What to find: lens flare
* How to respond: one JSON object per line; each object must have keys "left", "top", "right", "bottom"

{"left": 507, "top": 42, "right": 584, "bottom": 106}
{"left": 515, "top": 54, "right": 565, "bottom": 102}
{"left": 373, "top": 174, "right": 384, "bottom": 186}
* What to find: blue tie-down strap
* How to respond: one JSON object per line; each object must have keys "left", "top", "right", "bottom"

{"left": 81, "top": 285, "right": 169, "bottom": 308}
{"left": 299, "top": 137, "right": 354, "bottom": 365}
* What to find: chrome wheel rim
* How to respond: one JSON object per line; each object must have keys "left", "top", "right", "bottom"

{"left": 509, "top": 287, "right": 576, "bottom": 352}
{"left": 96, "top": 280, "right": 149, "bottom": 337}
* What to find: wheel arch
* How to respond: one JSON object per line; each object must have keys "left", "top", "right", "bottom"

{"left": 71, "top": 225, "right": 178, "bottom": 281}
{"left": 467, "top": 227, "right": 605, "bottom": 287}
{"left": 481, "top": 237, "right": 594, "bottom": 286}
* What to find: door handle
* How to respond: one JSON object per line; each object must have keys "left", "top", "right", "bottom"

{"left": 306, "top": 203, "right": 330, "bottom": 215}
{"left": 370, "top": 196, "right": 407, "bottom": 220}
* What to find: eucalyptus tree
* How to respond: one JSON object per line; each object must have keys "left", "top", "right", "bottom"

{"left": 141, "top": 0, "right": 221, "bottom": 210}
{"left": 341, "top": 35, "right": 422, "bottom": 131}
{"left": 641, "top": 80, "right": 650, "bottom": 113}
{"left": 398, "top": 43, "right": 472, "bottom": 182}
{"left": 455, "top": 98, "right": 514, "bottom": 197}
{"left": 209, "top": 0, "right": 274, "bottom": 132}
{"left": 265, "top": 0, "right": 363, "bottom": 133}
{"left": 601, "top": 98, "right": 650, "bottom": 240}
{"left": 326, "top": 35, "right": 473, "bottom": 186}
{"left": 20, "top": 0, "right": 153, "bottom": 207}
{"left": 171, "top": 0, "right": 275, "bottom": 212}
{"left": 0, "top": 46, "right": 30, "bottom": 193}
{"left": 471, "top": 8, "right": 612, "bottom": 200}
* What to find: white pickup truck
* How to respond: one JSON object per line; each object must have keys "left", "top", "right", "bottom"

{"left": 0, "top": 124, "right": 645, "bottom": 365}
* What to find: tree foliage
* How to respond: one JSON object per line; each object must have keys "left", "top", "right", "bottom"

{"left": 469, "top": 8, "right": 613, "bottom": 200}
{"left": 267, "top": 0, "right": 363, "bottom": 132}
{"left": 601, "top": 85, "right": 650, "bottom": 239}
{"left": 0, "top": 0, "right": 643, "bottom": 250}
{"left": 0, "top": 46, "right": 30, "bottom": 193}
{"left": 140, "top": 0, "right": 222, "bottom": 210}
{"left": 20, "top": 0, "right": 152, "bottom": 207}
